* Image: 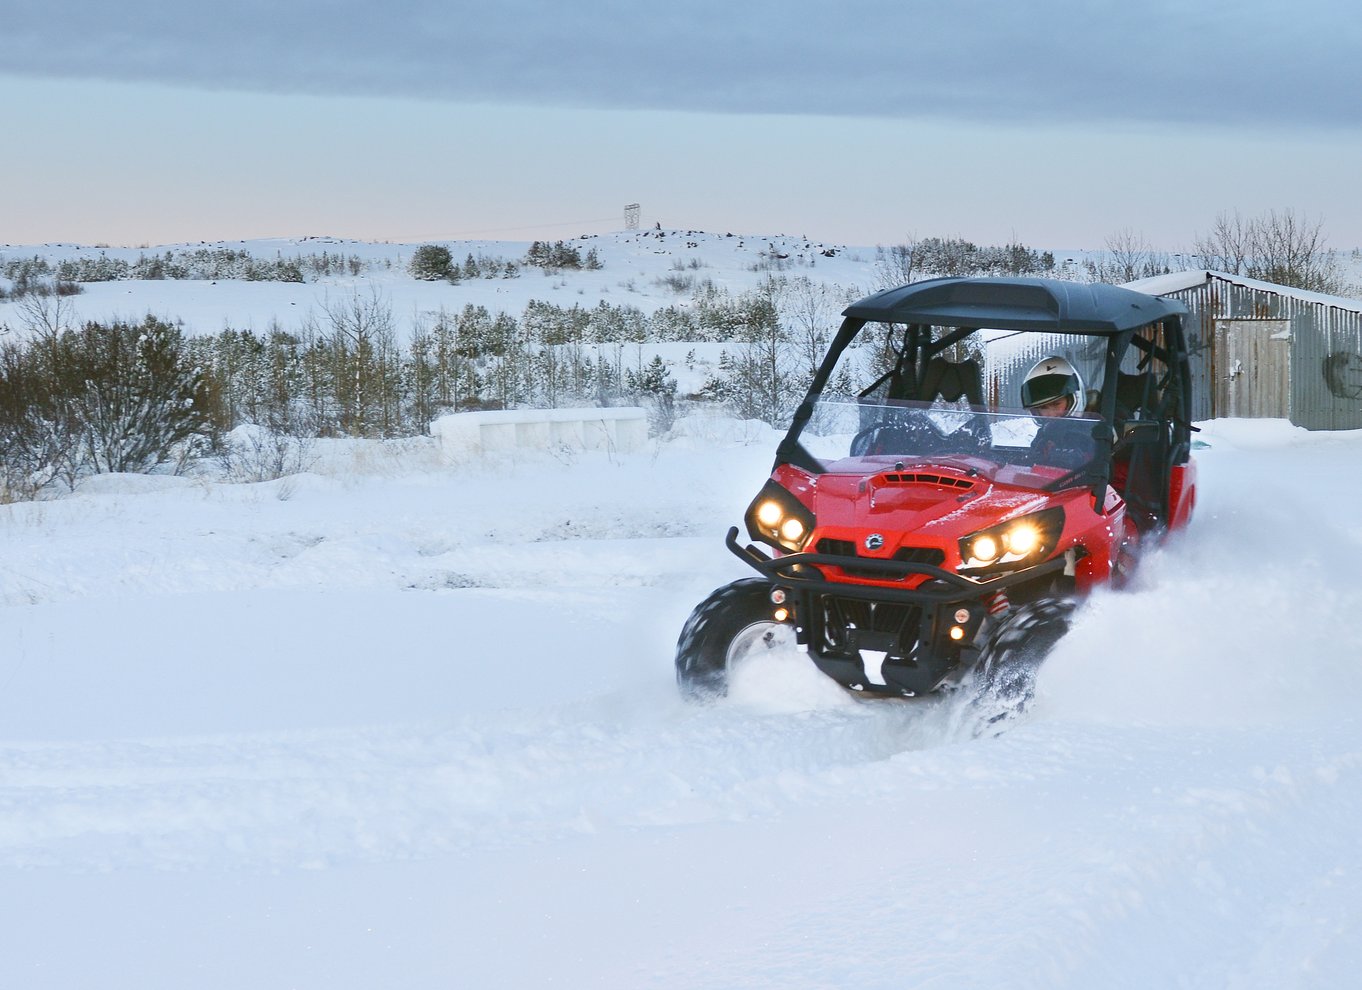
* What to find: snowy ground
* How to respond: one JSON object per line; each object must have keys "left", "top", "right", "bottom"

{"left": 3, "top": 414, "right": 1361, "bottom": 989}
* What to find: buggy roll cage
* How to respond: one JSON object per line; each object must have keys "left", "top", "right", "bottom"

{"left": 773, "top": 277, "right": 1195, "bottom": 505}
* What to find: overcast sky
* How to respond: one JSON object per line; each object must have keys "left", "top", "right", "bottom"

{"left": 3, "top": 0, "right": 1361, "bottom": 250}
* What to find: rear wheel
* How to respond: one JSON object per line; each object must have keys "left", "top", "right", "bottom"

{"left": 972, "top": 598, "right": 1076, "bottom": 723}
{"left": 675, "top": 579, "right": 793, "bottom": 700}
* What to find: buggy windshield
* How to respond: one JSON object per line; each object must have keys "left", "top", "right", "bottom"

{"left": 793, "top": 397, "right": 1104, "bottom": 490}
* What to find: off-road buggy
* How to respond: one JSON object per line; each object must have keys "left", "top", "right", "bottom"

{"left": 676, "top": 277, "right": 1196, "bottom": 712}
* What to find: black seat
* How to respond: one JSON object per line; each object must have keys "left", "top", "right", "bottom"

{"left": 1113, "top": 371, "right": 1157, "bottom": 421}
{"left": 916, "top": 357, "right": 984, "bottom": 406}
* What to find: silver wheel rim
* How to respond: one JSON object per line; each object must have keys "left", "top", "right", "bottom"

{"left": 725, "top": 620, "right": 796, "bottom": 672}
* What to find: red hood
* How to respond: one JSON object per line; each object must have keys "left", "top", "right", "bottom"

{"left": 775, "top": 457, "right": 1054, "bottom": 558}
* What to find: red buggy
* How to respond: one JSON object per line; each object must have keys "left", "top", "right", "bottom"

{"left": 676, "top": 277, "right": 1196, "bottom": 713}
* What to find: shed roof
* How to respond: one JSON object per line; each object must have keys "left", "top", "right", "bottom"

{"left": 1126, "top": 269, "right": 1362, "bottom": 315}
{"left": 843, "top": 276, "right": 1187, "bottom": 334}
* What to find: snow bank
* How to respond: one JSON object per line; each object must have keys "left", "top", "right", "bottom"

{"left": 431, "top": 406, "right": 649, "bottom": 460}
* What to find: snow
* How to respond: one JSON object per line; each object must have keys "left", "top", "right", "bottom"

{"left": 4, "top": 239, "right": 1362, "bottom": 988}
{"left": 4, "top": 416, "right": 1362, "bottom": 987}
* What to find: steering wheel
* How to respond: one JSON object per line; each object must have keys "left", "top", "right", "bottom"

{"left": 850, "top": 421, "right": 904, "bottom": 456}
{"left": 850, "top": 420, "right": 948, "bottom": 457}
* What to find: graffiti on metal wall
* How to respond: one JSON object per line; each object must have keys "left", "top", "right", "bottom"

{"left": 1322, "top": 352, "right": 1362, "bottom": 400}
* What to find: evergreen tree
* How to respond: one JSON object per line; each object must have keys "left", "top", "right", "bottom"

{"left": 409, "top": 244, "right": 455, "bottom": 282}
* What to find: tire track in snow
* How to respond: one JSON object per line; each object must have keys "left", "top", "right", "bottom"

{"left": 0, "top": 693, "right": 984, "bottom": 873}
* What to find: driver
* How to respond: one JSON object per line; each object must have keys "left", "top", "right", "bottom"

{"left": 1021, "top": 356, "right": 1092, "bottom": 470}
{"left": 1020, "top": 356, "right": 1084, "bottom": 418}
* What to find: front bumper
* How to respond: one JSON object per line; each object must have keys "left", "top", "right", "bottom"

{"left": 725, "top": 527, "right": 1082, "bottom": 695}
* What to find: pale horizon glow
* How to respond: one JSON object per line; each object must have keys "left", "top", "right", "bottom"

{"left": 3, "top": 0, "right": 1361, "bottom": 251}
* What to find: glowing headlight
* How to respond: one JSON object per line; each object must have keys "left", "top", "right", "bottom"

{"left": 959, "top": 508, "right": 1064, "bottom": 572}
{"left": 970, "top": 535, "right": 1000, "bottom": 563}
{"left": 1004, "top": 523, "right": 1040, "bottom": 555}
{"left": 744, "top": 480, "right": 817, "bottom": 553}
{"left": 756, "top": 500, "right": 784, "bottom": 528}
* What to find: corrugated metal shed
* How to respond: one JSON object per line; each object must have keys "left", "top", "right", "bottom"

{"left": 1126, "top": 270, "right": 1362, "bottom": 429}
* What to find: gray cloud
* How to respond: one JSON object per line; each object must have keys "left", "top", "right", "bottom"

{"left": 3, "top": 0, "right": 1359, "bottom": 130}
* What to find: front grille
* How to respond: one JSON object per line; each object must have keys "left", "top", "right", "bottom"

{"left": 815, "top": 539, "right": 945, "bottom": 579}
{"left": 816, "top": 538, "right": 857, "bottom": 557}
{"left": 892, "top": 547, "right": 947, "bottom": 566}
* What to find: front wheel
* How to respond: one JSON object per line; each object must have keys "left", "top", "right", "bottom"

{"left": 972, "top": 598, "right": 1076, "bottom": 724}
{"left": 675, "top": 578, "right": 793, "bottom": 700}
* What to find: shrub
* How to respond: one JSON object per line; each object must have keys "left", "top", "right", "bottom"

{"left": 408, "top": 244, "right": 455, "bottom": 282}
{"left": 524, "top": 240, "right": 601, "bottom": 271}
{"left": 0, "top": 316, "right": 220, "bottom": 493}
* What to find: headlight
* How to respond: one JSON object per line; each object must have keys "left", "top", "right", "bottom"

{"left": 959, "top": 508, "right": 1064, "bottom": 572}
{"left": 756, "top": 501, "right": 784, "bottom": 528}
{"left": 745, "top": 480, "right": 816, "bottom": 552}
{"left": 970, "top": 534, "right": 1000, "bottom": 563}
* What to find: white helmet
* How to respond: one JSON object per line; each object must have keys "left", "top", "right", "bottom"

{"left": 1020, "top": 356, "right": 1084, "bottom": 416}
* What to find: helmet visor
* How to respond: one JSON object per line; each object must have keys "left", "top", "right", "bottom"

{"left": 1021, "top": 372, "right": 1078, "bottom": 409}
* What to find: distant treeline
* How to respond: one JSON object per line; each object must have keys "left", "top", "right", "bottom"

{"left": 1, "top": 247, "right": 347, "bottom": 285}
{"left": 0, "top": 239, "right": 606, "bottom": 293}
{"left": 0, "top": 273, "right": 867, "bottom": 498}
{"left": 875, "top": 237, "right": 1057, "bottom": 283}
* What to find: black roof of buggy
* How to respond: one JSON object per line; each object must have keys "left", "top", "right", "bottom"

{"left": 842, "top": 276, "right": 1187, "bottom": 334}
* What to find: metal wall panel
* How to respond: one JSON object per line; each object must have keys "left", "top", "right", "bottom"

{"left": 1143, "top": 275, "right": 1362, "bottom": 430}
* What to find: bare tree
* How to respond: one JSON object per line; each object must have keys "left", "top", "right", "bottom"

{"left": 703, "top": 281, "right": 804, "bottom": 426}
{"left": 16, "top": 286, "right": 77, "bottom": 337}
{"left": 777, "top": 275, "right": 844, "bottom": 377}
{"left": 1253, "top": 209, "right": 1344, "bottom": 293}
{"left": 1194, "top": 209, "right": 1346, "bottom": 294}
{"left": 874, "top": 240, "right": 919, "bottom": 289}
{"left": 0, "top": 335, "right": 81, "bottom": 498}
{"left": 1105, "top": 228, "right": 1154, "bottom": 283}
{"left": 321, "top": 288, "right": 399, "bottom": 435}
{"left": 1193, "top": 211, "right": 1254, "bottom": 275}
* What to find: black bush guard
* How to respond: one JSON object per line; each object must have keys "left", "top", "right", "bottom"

{"left": 725, "top": 526, "right": 1086, "bottom": 695}
{"left": 725, "top": 526, "right": 1082, "bottom": 603}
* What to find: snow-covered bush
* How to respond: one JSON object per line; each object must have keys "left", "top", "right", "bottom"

{"left": 0, "top": 317, "right": 220, "bottom": 494}
{"left": 216, "top": 424, "right": 316, "bottom": 483}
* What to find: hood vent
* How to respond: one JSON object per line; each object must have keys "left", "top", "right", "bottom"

{"left": 880, "top": 472, "right": 975, "bottom": 491}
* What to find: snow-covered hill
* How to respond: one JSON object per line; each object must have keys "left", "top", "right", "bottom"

{"left": 3, "top": 409, "right": 1362, "bottom": 988}
{"left": 6, "top": 228, "right": 1354, "bottom": 346}
{"left": 0, "top": 229, "right": 888, "bottom": 340}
